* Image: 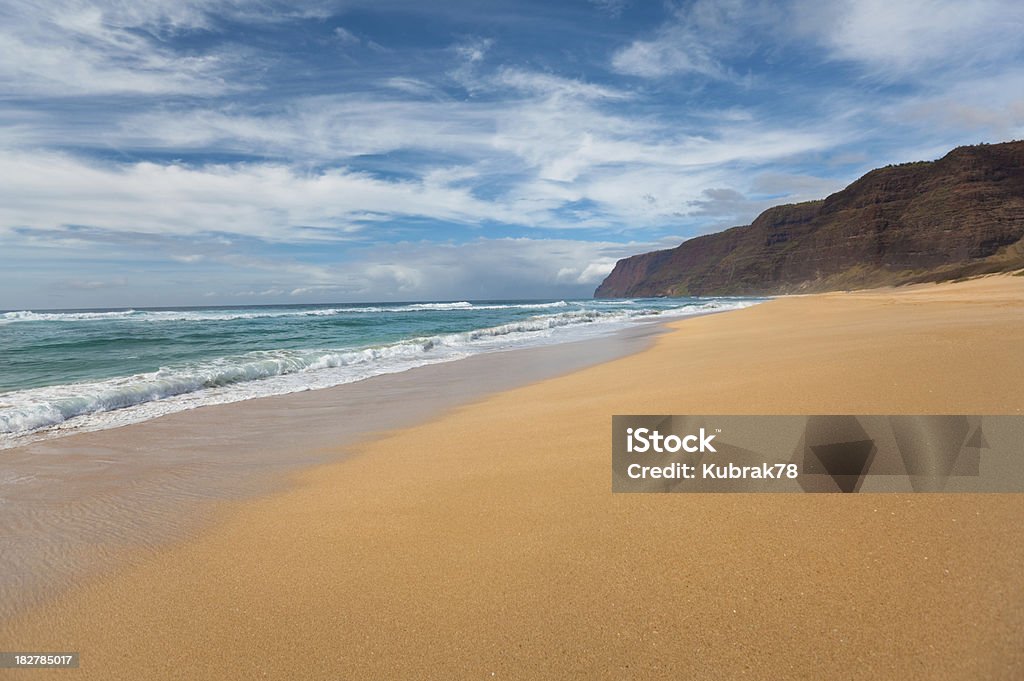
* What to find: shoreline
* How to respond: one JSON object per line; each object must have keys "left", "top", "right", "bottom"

{"left": 3, "top": 276, "right": 1024, "bottom": 679}
{"left": 0, "top": 315, "right": 672, "bottom": 622}
{"left": 2, "top": 297, "right": 756, "bottom": 453}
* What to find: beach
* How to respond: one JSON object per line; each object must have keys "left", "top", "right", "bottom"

{"left": 2, "top": 275, "right": 1023, "bottom": 679}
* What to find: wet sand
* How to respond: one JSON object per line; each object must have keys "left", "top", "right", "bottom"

{"left": 2, "top": 276, "right": 1023, "bottom": 679}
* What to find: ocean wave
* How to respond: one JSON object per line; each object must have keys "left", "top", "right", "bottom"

{"left": 0, "top": 307, "right": 354, "bottom": 324}
{"left": 0, "top": 307, "right": 634, "bottom": 438}
{"left": 0, "top": 309, "right": 139, "bottom": 323}
{"left": 0, "top": 301, "right": 573, "bottom": 324}
{"left": 0, "top": 299, "right": 761, "bottom": 445}
{"left": 406, "top": 301, "right": 473, "bottom": 310}
{"left": 467, "top": 301, "right": 569, "bottom": 311}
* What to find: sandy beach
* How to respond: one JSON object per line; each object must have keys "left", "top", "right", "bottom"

{"left": 3, "top": 276, "right": 1023, "bottom": 679}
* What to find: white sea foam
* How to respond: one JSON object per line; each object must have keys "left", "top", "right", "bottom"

{"left": 0, "top": 309, "right": 140, "bottom": 322}
{"left": 0, "top": 301, "right": 572, "bottom": 324}
{"left": 406, "top": 301, "right": 473, "bottom": 310}
{"left": 0, "top": 299, "right": 760, "bottom": 448}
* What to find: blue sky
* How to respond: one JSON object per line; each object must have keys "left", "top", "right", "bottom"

{"left": 1, "top": 0, "right": 1023, "bottom": 308}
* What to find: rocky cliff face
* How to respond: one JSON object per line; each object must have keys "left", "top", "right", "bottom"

{"left": 595, "top": 141, "right": 1024, "bottom": 298}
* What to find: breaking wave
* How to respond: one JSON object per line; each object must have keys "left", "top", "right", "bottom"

{"left": 0, "top": 301, "right": 571, "bottom": 324}
{"left": 0, "top": 299, "right": 760, "bottom": 446}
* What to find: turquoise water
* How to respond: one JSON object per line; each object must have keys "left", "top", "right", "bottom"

{"left": 0, "top": 297, "right": 761, "bottom": 446}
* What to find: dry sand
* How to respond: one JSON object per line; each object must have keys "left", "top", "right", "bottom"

{"left": 3, "top": 276, "right": 1024, "bottom": 679}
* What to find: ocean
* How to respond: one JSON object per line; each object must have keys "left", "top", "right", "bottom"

{"left": 0, "top": 297, "right": 761, "bottom": 449}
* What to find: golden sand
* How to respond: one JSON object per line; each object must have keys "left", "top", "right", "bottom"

{"left": 3, "top": 276, "right": 1023, "bottom": 679}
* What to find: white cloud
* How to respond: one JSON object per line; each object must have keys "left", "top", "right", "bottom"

{"left": 0, "top": 23, "right": 232, "bottom": 97}
{"left": 494, "top": 68, "right": 631, "bottom": 101}
{"left": 0, "top": 92, "right": 846, "bottom": 246}
{"left": 0, "top": 232, "right": 685, "bottom": 308}
{"left": 786, "top": 0, "right": 1019, "bottom": 81}
{"left": 0, "top": 72, "right": 846, "bottom": 235}
{"left": 448, "top": 37, "right": 497, "bottom": 93}
{"left": 113, "top": 97, "right": 498, "bottom": 160}
{"left": 328, "top": 237, "right": 682, "bottom": 300}
{"left": 589, "top": 0, "right": 628, "bottom": 18}
{"left": 561, "top": 258, "right": 614, "bottom": 284}
{"left": 884, "top": 69, "right": 1024, "bottom": 142}
{"left": 0, "top": 0, "right": 240, "bottom": 96}
{"left": 382, "top": 77, "right": 439, "bottom": 97}
{"left": 614, "top": 0, "right": 1024, "bottom": 84}
{"left": 334, "top": 26, "right": 361, "bottom": 45}
{"left": 454, "top": 37, "right": 494, "bottom": 64}
{"left": 0, "top": 0, "right": 345, "bottom": 97}
{"left": 798, "top": 0, "right": 1024, "bottom": 75}
{"left": 610, "top": 0, "right": 769, "bottom": 79}
{"left": 612, "top": 36, "right": 725, "bottom": 79}
{"left": 0, "top": 151, "right": 526, "bottom": 241}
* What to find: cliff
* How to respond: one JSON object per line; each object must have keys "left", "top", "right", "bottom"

{"left": 594, "top": 140, "right": 1024, "bottom": 297}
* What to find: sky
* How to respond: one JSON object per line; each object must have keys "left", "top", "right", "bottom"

{"left": 1, "top": 0, "right": 1023, "bottom": 309}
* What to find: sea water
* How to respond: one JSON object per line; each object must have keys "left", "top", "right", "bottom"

{"left": 0, "top": 297, "right": 762, "bottom": 449}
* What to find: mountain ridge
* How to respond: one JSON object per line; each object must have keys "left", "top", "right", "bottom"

{"left": 594, "top": 140, "right": 1024, "bottom": 298}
